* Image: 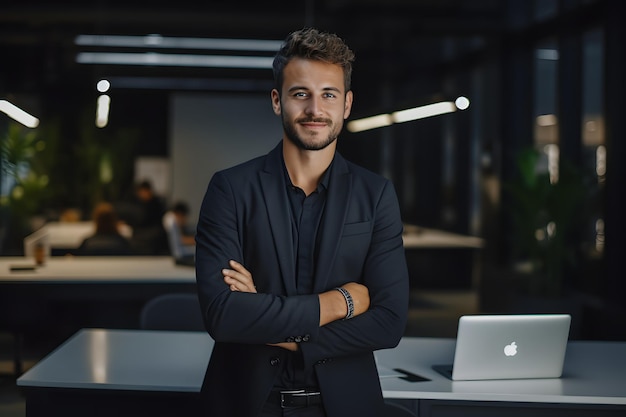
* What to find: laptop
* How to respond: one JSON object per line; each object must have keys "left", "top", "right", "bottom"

{"left": 434, "top": 314, "right": 571, "bottom": 381}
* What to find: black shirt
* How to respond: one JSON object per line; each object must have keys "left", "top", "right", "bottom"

{"left": 275, "top": 156, "right": 331, "bottom": 390}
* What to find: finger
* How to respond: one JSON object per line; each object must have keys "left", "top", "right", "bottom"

{"left": 222, "top": 268, "right": 251, "bottom": 285}
{"left": 229, "top": 260, "right": 252, "bottom": 278}
{"left": 224, "top": 276, "right": 244, "bottom": 292}
{"left": 223, "top": 272, "right": 257, "bottom": 293}
{"left": 224, "top": 261, "right": 256, "bottom": 293}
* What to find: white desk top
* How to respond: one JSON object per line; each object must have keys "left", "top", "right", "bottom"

{"left": 376, "top": 337, "right": 626, "bottom": 405}
{"left": 17, "top": 329, "right": 626, "bottom": 405}
{"left": 0, "top": 256, "right": 195, "bottom": 284}
{"left": 18, "top": 329, "right": 211, "bottom": 392}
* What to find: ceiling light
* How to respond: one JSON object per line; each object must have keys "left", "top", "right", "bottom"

{"left": 103, "top": 76, "right": 273, "bottom": 92}
{"left": 455, "top": 96, "right": 470, "bottom": 110}
{"left": 0, "top": 100, "right": 39, "bottom": 128}
{"left": 76, "top": 52, "right": 274, "bottom": 69}
{"left": 347, "top": 97, "right": 470, "bottom": 133}
{"left": 392, "top": 102, "right": 456, "bottom": 124}
{"left": 96, "top": 95, "right": 111, "bottom": 128}
{"left": 346, "top": 114, "right": 393, "bottom": 133}
{"left": 75, "top": 34, "right": 282, "bottom": 52}
{"left": 96, "top": 79, "right": 111, "bottom": 93}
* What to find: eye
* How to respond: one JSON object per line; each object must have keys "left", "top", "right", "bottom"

{"left": 293, "top": 91, "right": 308, "bottom": 98}
{"left": 323, "top": 92, "right": 338, "bottom": 99}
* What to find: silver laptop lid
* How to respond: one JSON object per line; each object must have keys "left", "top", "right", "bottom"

{"left": 451, "top": 314, "right": 571, "bottom": 381}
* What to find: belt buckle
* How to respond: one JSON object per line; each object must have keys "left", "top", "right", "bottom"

{"left": 280, "top": 389, "right": 305, "bottom": 408}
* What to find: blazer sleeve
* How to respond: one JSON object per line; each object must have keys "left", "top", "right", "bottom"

{"left": 300, "top": 179, "right": 409, "bottom": 368}
{"left": 195, "top": 170, "right": 321, "bottom": 344}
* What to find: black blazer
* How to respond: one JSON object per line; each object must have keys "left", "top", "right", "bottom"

{"left": 195, "top": 142, "right": 409, "bottom": 417}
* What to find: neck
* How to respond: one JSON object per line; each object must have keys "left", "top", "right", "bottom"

{"left": 283, "top": 140, "right": 335, "bottom": 195}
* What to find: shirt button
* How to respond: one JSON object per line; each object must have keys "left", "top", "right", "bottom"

{"left": 295, "top": 336, "right": 302, "bottom": 343}
{"left": 302, "top": 334, "right": 310, "bottom": 342}
{"left": 270, "top": 357, "right": 281, "bottom": 366}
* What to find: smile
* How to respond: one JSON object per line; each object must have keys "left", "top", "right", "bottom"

{"left": 301, "top": 122, "right": 327, "bottom": 128}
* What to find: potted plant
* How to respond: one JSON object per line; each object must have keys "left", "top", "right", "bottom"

{"left": 1, "top": 123, "right": 51, "bottom": 234}
{"left": 504, "top": 146, "right": 587, "bottom": 298}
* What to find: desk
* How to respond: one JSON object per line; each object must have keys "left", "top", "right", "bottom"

{"left": 17, "top": 330, "right": 626, "bottom": 417}
{"left": 0, "top": 257, "right": 196, "bottom": 375}
{"left": 376, "top": 337, "right": 626, "bottom": 416}
{"left": 23, "top": 221, "right": 133, "bottom": 256}
{"left": 0, "top": 256, "right": 195, "bottom": 284}
{"left": 0, "top": 257, "right": 195, "bottom": 313}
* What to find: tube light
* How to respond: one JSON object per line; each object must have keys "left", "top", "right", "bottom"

{"left": 75, "top": 34, "right": 282, "bottom": 52}
{"left": 96, "top": 95, "right": 111, "bottom": 128}
{"left": 0, "top": 100, "right": 39, "bottom": 128}
{"left": 76, "top": 52, "right": 274, "bottom": 69}
{"left": 346, "top": 114, "right": 393, "bottom": 133}
{"left": 392, "top": 102, "right": 456, "bottom": 124}
{"left": 346, "top": 96, "right": 470, "bottom": 133}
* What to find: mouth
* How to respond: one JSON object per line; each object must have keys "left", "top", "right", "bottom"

{"left": 299, "top": 118, "right": 331, "bottom": 130}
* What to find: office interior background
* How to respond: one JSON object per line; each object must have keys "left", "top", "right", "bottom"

{"left": 1, "top": 0, "right": 625, "bottom": 364}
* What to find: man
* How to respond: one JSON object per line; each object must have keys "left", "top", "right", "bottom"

{"left": 195, "top": 27, "right": 409, "bottom": 417}
{"left": 129, "top": 180, "right": 167, "bottom": 254}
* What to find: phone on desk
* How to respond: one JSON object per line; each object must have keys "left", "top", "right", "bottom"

{"left": 10, "top": 265, "right": 37, "bottom": 272}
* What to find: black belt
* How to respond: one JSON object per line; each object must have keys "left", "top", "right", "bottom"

{"left": 268, "top": 389, "right": 323, "bottom": 408}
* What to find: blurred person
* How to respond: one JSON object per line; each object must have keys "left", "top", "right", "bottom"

{"left": 77, "top": 202, "right": 132, "bottom": 256}
{"left": 162, "top": 200, "right": 195, "bottom": 261}
{"left": 129, "top": 180, "right": 167, "bottom": 254}
{"left": 195, "top": 28, "right": 409, "bottom": 417}
{"left": 134, "top": 180, "right": 166, "bottom": 229}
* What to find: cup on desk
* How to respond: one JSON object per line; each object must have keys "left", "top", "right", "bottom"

{"left": 34, "top": 243, "right": 46, "bottom": 266}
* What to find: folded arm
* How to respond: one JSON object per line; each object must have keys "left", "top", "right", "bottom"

{"left": 195, "top": 169, "right": 407, "bottom": 359}
{"left": 223, "top": 259, "right": 370, "bottom": 351}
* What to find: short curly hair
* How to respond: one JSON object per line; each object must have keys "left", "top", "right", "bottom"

{"left": 272, "top": 27, "right": 355, "bottom": 93}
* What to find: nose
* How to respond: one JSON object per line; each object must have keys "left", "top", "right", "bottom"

{"left": 305, "top": 96, "right": 323, "bottom": 116}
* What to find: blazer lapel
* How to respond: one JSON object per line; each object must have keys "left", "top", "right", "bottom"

{"left": 260, "top": 143, "right": 297, "bottom": 295}
{"left": 313, "top": 153, "right": 351, "bottom": 292}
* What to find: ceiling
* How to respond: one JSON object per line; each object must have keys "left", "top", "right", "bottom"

{"left": 1, "top": 1, "right": 507, "bottom": 101}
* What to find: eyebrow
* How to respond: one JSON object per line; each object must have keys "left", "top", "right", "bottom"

{"left": 287, "top": 85, "right": 343, "bottom": 94}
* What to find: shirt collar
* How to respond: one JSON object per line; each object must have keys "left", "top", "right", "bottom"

{"left": 281, "top": 154, "right": 333, "bottom": 193}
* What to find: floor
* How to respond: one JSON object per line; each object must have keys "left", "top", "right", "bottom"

{"left": 0, "top": 289, "right": 479, "bottom": 417}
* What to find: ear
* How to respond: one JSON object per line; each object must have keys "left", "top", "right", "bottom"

{"left": 343, "top": 90, "right": 353, "bottom": 120}
{"left": 271, "top": 89, "right": 281, "bottom": 116}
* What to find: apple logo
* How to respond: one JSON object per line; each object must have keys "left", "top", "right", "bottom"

{"left": 504, "top": 342, "right": 518, "bottom": 357}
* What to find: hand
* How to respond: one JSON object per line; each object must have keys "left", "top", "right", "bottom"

{"left": 222, "top": 260, "right": 257, "bottom": 293}
{"left": 222, "top": 261, "right": 295, "bottom": 350}
{"left": 268, "top": 342, "right": 298, "bottom": 352}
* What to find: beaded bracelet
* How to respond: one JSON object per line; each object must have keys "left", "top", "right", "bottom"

{"left": 335, "top": 287, "right": 355, "bottom": 320}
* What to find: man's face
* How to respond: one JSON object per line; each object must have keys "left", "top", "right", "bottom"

{"left": 272, "top": 58, "right": 353, "bottom": 151}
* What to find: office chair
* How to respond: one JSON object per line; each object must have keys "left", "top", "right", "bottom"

{"left": 140, "top": 293, "right": 205, "bottom": 331}
{"left": 0, "top": 301, "right": 47, "bottom": 376}
{"left": 383, "top": 401, "right": 417, "bottom": 417}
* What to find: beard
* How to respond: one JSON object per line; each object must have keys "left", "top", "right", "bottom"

{"left": 282, "top": 114, "right": 342, "bottom": 151}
